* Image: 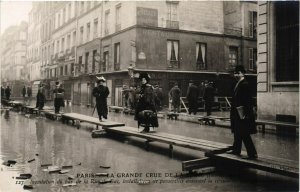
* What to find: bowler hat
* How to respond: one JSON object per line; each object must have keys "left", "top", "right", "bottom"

{"left": 234, "top": 65, "right": 246, "bottom": 74}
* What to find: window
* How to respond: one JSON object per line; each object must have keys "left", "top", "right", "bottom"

{"left": 275, "top": 1, "right": 299, "bottom": 82}
{"left": 71, "top": 63, "right": 74, "bottom": 75}
{"left": 87, "top": 1, "right": 91, "bottom": 10}
{"left": 86, "top": 23, "right": 90, "bottom": 42}
{"left": 64, "top": 65, "right": 68, "bottom": 75}
{"left": 72, "top": 31, "right": 76, "bottom": 47}
{"left": 249, "top": 48, "right": 257, "bottom": 71}
{"left": 80, "top": 2, "right": 84, "bottom": 14}
{"left": 78, "top": 56, "right": 82, "bottom": 72}
{"left": 167, "top": 2, "right": 178, "bottom": 21}
{"left": 103, "top": 51, "right": 109, "bottom": 72}
{"left": 229, "top": 46, "right": 238, "bottom": 67}
{"left": 196, "top": 42, "right": 207, "bottom": 70}
{"left": 85, "top": 52, "right": 89, "bottom": 73}
{"left": 94, "top": 18, "right": 98, "bottom": 38}
{"left": 249, "top": 11, "right": 257, "bottom": 38}
{"left": 115, "top": 4, "right": 121, "bottom": 32}
{"left": 105, "top": 10, "right": 110, "bottom": 35}
{"left": 68, "top": 3, "right": 71, "bottom": 19}
{"left": 92, "top": 50, "right": 97, "bottom": 72}
{"left": 58, "top": 13, "right": 61, "bottom": 27}
{"left": 56, "top": 40, "right": 59, "bottom": 53}
{"left": 60, "top": 66, "right": 63, "bottom": 76}
{"left": 114, "top": 43, "right": 120, "bottom": 70}
{"left": 63, "top": 8, "right": 66, "bottom": 23}
{"left": 67, "top": 34, "right": 71, "bottom": 50}
{"left": 167, "top": 40, "right": 179, "bottom": 69}
{"left": 80, "top": 26, "right": 84, "bottom": 44}
{"left": 61, "top": 38, "right": 65, "bottom": 52}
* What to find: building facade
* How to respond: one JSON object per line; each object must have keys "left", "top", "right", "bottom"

{"left": 0, "top": 22, "right": 28, "bottom": 97}
{"left": 257, "top": 1, "right": 299, "bottom": 121}
{"left": 21, "top": 1, "right": 258, "bottom": 107}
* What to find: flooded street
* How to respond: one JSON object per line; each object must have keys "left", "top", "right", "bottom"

{"left": 0, "top": 104, "right": 298, "bottom": 192}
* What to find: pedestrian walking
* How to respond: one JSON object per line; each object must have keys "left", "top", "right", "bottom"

{"left": 36, "top": 84, "right": 46, "bottom": 110}
{"left": 128, "top": 86, "right": 135, "bottom": 110}
{"left": 5, "top": 86, "right": 11, "bottom": 100}
{"left": 186, "top": 80, "right": 199, "bottom": 115}
{"left": 229, "top": 65, "right": 257, "bottom": 159}
{"left": 27, "top": 86, "right": 32, "bottom": 105}
{"left": 203, "top": 81, "right": 215, "bottom": 116}
{"left": 22, "top": 86, "right": 26, "bottom": 97}
{"left": 169, "top": 83, "right": 181, "bottom": 113}
{"left": 92, "top": 76, "right": 109, "bottom": 122}
{"left": 154, "top": 84, "right": 163, "bottom": 111}
{"left": 53, "top": 82, "right": 65, "bottom": 114}
{"left": 134, "top": 73, "right": 158, "bottom": 132}
{"left": 1, "top": 86, "right": 5, "bottom": 98}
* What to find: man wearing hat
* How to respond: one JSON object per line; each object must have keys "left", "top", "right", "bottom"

{"left": 36, "top": 84, "right": 46, "bottom": 110}
{"left": 186, "top": 80, "right": 199, "bottom": 115}
{"left": 53, "top": 82, "right": 65, "bottom": 114}
{"left": 203, "top": 81, "right": 215, "bottom": 116}
{"left": 230, "top": 65, "right": 257, "bottom": 159}
{"left": 134, "top": 73, "right": 158, "bottom": 132}
{"left": 92, "top": 76, "right": 110, "bottom": 122}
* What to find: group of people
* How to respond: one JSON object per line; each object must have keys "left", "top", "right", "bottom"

{"left": 169, "top": 80, "right": 215, "bottom": 116}
{"left": 35, "top": 82, "right": 65, "bottom": 114}
{"left": 1, "top": 85, "right": 11, "bottom": 100}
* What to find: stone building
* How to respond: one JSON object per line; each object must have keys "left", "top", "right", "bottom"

{"left": 257, "top": 1, "right": 299, "bottom": 121}
{"left": 0, "top": 22, "right": 28, "bottom": 97}
{"left": 25, "top": 1, "right": 258, "bottom": 107}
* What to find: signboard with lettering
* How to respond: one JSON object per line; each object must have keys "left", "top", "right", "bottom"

{"left": 137, "top": 7, "right": 158, "bottom": 27}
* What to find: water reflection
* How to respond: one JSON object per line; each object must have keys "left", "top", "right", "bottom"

{"left": 0, "top": 105, "right": 298, "bottom": 192}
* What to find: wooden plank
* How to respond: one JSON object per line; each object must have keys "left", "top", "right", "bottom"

{"left": 104, "top": 126, "right": 226, "bottom": 153}
{"left": 150, "top": 132, "right": 232, "bottom": 150}
{"left": 182, "top": 157, "right": 213, "bottom": 171}
{"left": 206, "top": 153, "right": 298, "bottom": 178}
{"left": 256, "top": 120, "right": 298, "bottom": 128}
{"left": 62, "top": 113, "right": 125, "bottom": 127}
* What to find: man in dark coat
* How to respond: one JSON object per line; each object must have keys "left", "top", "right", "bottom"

{"left": 1, "top": 86, "right": 5, "bottom": 98}
{"left": 230, "top": 65, "right": 257, "bottom": 159}
{"left": 135, "top": 73, "right": 158, "bottom": 132}
{"left": 92, "top": 76, "right": 110, "bottom": 122}
{"left": 169, "top": 83, "right": 181, "bottom": 113}
{"left": 5, "top": 86, "right": 11, "bottom": 100}
{"left": 36, "top": 84, "right": 46, "bottom": 110}
{"left": 153, "top": 84, "right": 163, "bottom": 111}
{"left": 27, "top": 86, "right": 32, "bottom": 97}
{"left": 22, "top": 86, "right": 26, "bottom": 98}
{"left": 203, "top": 81, "right": 215, "bottom": 116}
{"left": 186, "top": 80, "right": 199, "bottom": 115}
{"left": 53, "top": 82, "right": 65, "bottom": 114}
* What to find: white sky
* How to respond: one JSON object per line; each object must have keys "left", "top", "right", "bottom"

{"left": 0, "top": 1, "right": 32, "bottom": 35}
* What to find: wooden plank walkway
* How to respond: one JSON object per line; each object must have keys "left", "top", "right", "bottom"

{"left": 205, "top": 152, "right": 299, "bottom": 178}
{"left": 61, "top": 113, "right": 125, "bottom": 128}
{"left": 103, "top": 126, "right": 232, "bottom": 157}
{"left": 198, "top": 115, "right": 230, "bottom": 125}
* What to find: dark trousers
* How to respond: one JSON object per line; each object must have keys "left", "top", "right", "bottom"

{"left": 205, "top": 101, "right": 212, "bottom": 116}
{"left": 233, "top": 132, "right": 257, "bottom": 157}
{"left": 55, "top": 106, "right": 60, "bottom": 113}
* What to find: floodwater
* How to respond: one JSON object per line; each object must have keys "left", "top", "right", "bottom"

{"left": 0, "top": 103, "right": 298, "bottom": 192}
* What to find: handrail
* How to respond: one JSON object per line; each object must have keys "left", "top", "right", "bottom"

{"left": 180, "top": 97, "right": 189, "bottom": 113}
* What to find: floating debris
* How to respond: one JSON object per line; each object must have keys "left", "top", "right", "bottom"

{"left": 28, "top": 159, "right": 35, "bottom": 163}
{"left": 16, "top": 173, "right": 32, "bottom": 179}
{"left": 41, "top": 163, "right": 52, "bottom": 167}
{"left": 77, "top": 162, "right": 81, "bottom": 166}
{"left": 62, "top": 165, "right": 73, "bottom": 169}
{"left": 35, "top": 154, "right": 39, "bottom": 156}
{"left": 99, "top": 165, "right": 111, "bottom": 169}
{"left": 7, "top": 160, "right": 17, "bottom": 164}
{"left": 67, "top": 175, "right": 75, "bottom": 180}
{"left": 59, "top": 170, "right": 70, "bottom": 174}
{"left": 23, "top": 180, "right": 33, "bottom": 189}
{"left": 47, "top": 166, "right": 61, "bottom": 173}
{"left": 95, "top": 173, "right": 109, "bottom": 177}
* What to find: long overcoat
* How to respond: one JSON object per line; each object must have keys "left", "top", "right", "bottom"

{"left": 230, "top": 79, "right": 256, "bottom": 135}
{"left": 135, "top": 84, "right": 158, "bottom": 127}
{"left": 92, "top": 85, "right": 110, "bottom": 118}
{"left": 53, "top": 87, "right": 65, "bottom": 108}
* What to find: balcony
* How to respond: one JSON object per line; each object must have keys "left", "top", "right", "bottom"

{"left": 166, "top": 20, "right": 179, "bottom": 29}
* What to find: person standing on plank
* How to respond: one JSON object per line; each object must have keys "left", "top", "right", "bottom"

{"left": 229, "top": 65, "right": 257, "bottom": 160}
{"left": 53, "top": 82, "right": 65, "bottom": 114}
{"left": 92, "top": 76, "right": 110, "bottom": 122}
